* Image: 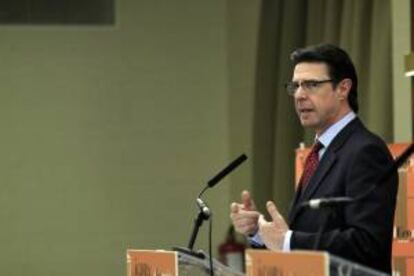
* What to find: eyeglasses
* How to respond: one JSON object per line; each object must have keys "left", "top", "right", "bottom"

{"left": 285, "top": 79, "right": 334, "bottom": 96}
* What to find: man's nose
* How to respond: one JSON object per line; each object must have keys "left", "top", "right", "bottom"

{"left": 294, "top": 85, "right": 307, "bottom": 99}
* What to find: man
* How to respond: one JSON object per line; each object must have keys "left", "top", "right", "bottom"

{"left": 230, "top": 44, "right": 398, "bottom": 273}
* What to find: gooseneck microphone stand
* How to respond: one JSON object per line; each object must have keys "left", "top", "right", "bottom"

{"left": 174, "top": 198, "right": 211, "bottom": 259}
{"left": 173, "top": 154, "right": 248, "bottom": 276}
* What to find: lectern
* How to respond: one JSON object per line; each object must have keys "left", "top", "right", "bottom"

{"left": 127, "top": 249, "right": 387, "bottom": 275}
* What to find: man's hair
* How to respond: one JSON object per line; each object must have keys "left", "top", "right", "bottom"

{"left": 290, "top": 43, "right": 359, "bottom": 113}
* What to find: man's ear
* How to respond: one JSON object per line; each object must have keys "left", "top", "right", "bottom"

{"left": 337, "top": 78, "right": 352, "bottom": 100}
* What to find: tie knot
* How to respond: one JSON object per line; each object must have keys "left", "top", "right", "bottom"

{"left": 311, "top": 141, "right": 323, "bottom": 153}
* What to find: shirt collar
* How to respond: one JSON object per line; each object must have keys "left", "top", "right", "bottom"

{"left": 316, "top": 111, "right": 356, "bottom": 149}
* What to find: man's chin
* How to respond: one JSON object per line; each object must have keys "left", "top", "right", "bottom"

{"left": 300, "top": 120, "right": 319, "bottom": 130}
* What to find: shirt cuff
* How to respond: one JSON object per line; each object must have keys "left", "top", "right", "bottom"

{"left": 248, "top": 232, "right": 264, "bottom": 247}
{"left": 282, "top": 230, "right": 293, "bottom": 251}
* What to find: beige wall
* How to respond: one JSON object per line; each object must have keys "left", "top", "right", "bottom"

{"left": 0, "top": 1, "right": 260, "bottom": 275}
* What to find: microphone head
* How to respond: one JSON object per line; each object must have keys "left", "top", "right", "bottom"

{"left": 207, "top": 154, "right": 248, "bottom": 188}
{"left": 302, "top": 197, "right": 354, "bottom": 209}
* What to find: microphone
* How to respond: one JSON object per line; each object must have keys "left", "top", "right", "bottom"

{"left": 207, "top": 154, "right": 247, "bottom": 188}
{"left": 198, "top": 154, "right": 248, "bottom": 198}
{"left": 301, "top": 197, "right": 353, "bottom": 209}
{"left": 196, "top": 198, "right": 211, "bottom": 218}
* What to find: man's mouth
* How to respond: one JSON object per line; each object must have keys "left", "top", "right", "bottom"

{"left": 298, "top": 108, "right": 314, "bottom": 114}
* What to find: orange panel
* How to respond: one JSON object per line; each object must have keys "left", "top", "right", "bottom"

{"left": 407, "top": 258, "right": 414, "bottom": 276}
{"left": 295, "top": 147, "right": 309, "bottom": 188}
{"left": 388, "top": 143, "right": 414, "bottom": 159}
{"left": 393, "top": 242, "right": 414, "bottom": 257}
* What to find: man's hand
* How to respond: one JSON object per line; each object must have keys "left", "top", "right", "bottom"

{"left": 230, "top": 190, "right": 261, "bottom": 236}
{"left": 258, "top": 201, "right": 289, "bottom": 251}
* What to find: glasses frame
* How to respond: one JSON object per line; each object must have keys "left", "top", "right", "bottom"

{"left": 285, "top": 79, "right": 334, "bottom": 96}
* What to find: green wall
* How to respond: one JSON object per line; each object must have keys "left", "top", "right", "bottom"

{"left": 0, "top": 1, "right": 245, "bottom": 275}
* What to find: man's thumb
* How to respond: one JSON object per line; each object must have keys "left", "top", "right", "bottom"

{"left": 266, "top": 201, "right": 280, "bottom": 221}
{"left": 230, "top": 202, "right": 239, "bottom": 213}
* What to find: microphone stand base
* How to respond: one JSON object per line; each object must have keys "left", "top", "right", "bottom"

{"left": 172, "top": 246, "right": 206, "bottom": 259}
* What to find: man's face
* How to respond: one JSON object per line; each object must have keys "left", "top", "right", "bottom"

{"left": 292, "top": 62, "right": 350, "bottom": 134}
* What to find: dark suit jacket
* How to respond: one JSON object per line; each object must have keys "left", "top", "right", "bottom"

{"left": 288, "top": 118, "right": 398, "bottom": 274}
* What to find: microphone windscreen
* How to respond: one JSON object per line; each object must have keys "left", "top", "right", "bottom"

{"left": 207, "top": 154, "right": 247, "bottom": 188}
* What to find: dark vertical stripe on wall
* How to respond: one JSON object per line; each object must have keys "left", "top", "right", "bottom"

{"left": 252, "top": 0, "right": 308, "bottom": 214}
{"left": 252, "top": 0, "right": 282, "bottom": 212}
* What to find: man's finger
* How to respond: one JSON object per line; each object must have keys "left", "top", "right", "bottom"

{"left": 266, "top": 201, "right": 281, "bottom": 221}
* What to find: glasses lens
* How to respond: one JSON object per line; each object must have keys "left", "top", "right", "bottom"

{"left": 286, "top": 82, "right": 298, "bottom": 95}
{"left": 286, "top": 79, "right": 332, "bottom": 96}
{"left": 302, "top": 80, "right": 318, "bottom": 90}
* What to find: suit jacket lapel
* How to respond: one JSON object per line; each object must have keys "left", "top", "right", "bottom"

{"left": 287, "top": 153, "right": 336, "bottom": 224}
{"left": 288, "top": 185, "right": 303, "bottom": 223}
